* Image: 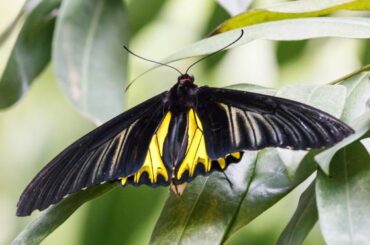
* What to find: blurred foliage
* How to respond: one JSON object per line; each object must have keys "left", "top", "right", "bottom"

{"left": 128, "top": 0, "right": 167, "bottom": 37}
{"left": 0, "top": 0, "right": 60, "bottom": 109}
{"left": 1, "top": 0, "right": 369, "bottom": 244}
{"left": 202, "top": 2, "right": 229, "bottom": 73}
{"left": 276, "top": 41, "right": 308, "bottom": 65}
{"left": 362, "top": 40, "right": 370, "bottom": 64}
{"left": 80, "top": 187, "right": 167, "bottom": 245}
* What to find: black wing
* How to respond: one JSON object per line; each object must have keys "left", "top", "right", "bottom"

{"left": 17, "top": 93, "right": 167, "bottom": 216}
{"left": 195, "top": 87, "right": 354, "bottom": 159}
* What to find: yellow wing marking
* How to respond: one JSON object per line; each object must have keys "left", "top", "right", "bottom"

{"left": 176, "top": 109, "right": 243, "bottom": 181}
{"left": 121, "top": 112, "right": 171, "bottom": 185}
{"left": 177, "top": 109, "right": 211, "bottom": 179}
{"left": 231, "top": 152, "right": 241, "bottom": 159}
{"left": 216, "top": 158, "right": 226, "bottom": 169}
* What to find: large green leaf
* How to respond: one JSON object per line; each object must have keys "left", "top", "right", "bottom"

{"left": 277, "top": 180, "right": 318, "bottom": 245}
{"left": 53, "top": 0, "right": 128, "bottom": 124}
{"left": 162, "top": 17, "right": 370, "bottom": 65}
{"left": 211, "top": 0, "right": 370, "bottom": 34}
{"left": 0, "top": 0, "right": 60, "bottom": 109}
{"left": 151, "top": 83, "right": 347, "bottom": 244}
{"left": 316, "top": 140, "right": 370, "bottom": 245}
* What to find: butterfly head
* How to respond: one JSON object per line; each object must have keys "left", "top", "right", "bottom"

{"left": 164, "top": 74, "right": 198, "bottom": 111}
{"left": 178, "top": 74, "right": 194, "bottom": 85}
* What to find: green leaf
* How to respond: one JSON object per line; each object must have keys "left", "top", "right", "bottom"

{"left": 151, "top": 83, "right": 347, "bottom": 244}
{"left": 316, "top": 140, "right": 370, "bottom": 245}
{"left": 53, "top": 0, "right": 128, "bottom": 124}
{"left": 315, "top": 71, "right": 370, "bottom": 175}
{"left": 275, "top": 84, "right": 346, "bottom": 117}
{"left": 277, "top": 180, "right": 318, "bottom": 245}
{"left": 228, "top": 83, "right": 346, "bottom": 118}
{"left": 211, "top": 0, "right": 370, "bottom": 34}
{"left": 0, "top": 0, "right": 60, "bottom": 109}
{"left": 12, "top": 184, "right": 115, "bottom": 245}
{"left": 0, "top": 0, "right": 42, "bottom": 46}
{"left": 226, "top": 83, "right": 276, "bottom": 96}
{"left": 339, "top": 72, "right": 370, "bottom": 123}
{"left": 225, "top": 150, "right": 317, "bottom": 238}
{"left": 315, "top": 112, "right": 370, "bottom": 175}
{"left": 162, "top": 17, "right": 370, "bottom": 65}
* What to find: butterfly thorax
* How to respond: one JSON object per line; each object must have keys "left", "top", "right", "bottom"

{"left": 164, "top": 74, "right": 198, "bottom": 112}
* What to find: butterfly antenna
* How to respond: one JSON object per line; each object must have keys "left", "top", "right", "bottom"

{"left": 185, "top": 29, "right": 244, "bottom": 74}
{"left": 123, "top": 45, "right": 183, "bottom": 91}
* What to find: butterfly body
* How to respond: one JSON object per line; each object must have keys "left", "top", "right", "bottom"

{"left": 16, "top": 74, "right": 354, "bottom": 216}
{"left": 123, "top": 75, "right": 242, "bottom": 188}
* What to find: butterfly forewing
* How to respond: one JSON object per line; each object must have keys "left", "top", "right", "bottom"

{"left": 16, "top": 93, "right": 168, "bottom": 216}
{"left": 195, "top": 87, "right": 354, "bottom": 159}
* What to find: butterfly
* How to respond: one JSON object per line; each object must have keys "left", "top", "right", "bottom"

{"left": 16, "top": 30, "right": 354, "bottom": 216}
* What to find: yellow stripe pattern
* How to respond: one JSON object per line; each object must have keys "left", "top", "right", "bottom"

{"left": 121, "top": 109, "right": 242, "bottom": 185}
{"left": 176, "top": 109, "right": 237, "bottom": 180}
{"left": 121, "top": 112, "right": 171, "bottom": 185}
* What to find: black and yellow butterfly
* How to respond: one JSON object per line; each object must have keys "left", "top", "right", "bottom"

{"left": 16, "top": 31, "right": 354, "bottom": 216}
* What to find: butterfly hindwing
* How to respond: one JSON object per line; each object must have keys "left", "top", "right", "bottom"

{"left": 195, "top": 87, "right": 354, "bottom": 159}
{"left": 171, "top": 109, "right": 243, "bottom": 184}
{"left": 16, "top": 93, "right": 168, "bottom": 216}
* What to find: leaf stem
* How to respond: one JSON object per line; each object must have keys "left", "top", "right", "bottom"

{"left": 329, "top": 64, "right": 370, "bottom": 85}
